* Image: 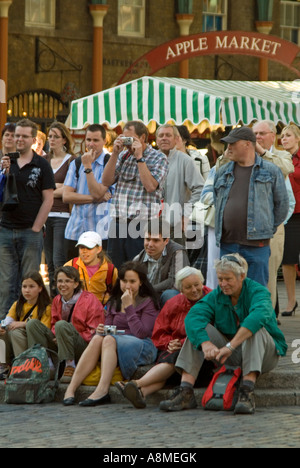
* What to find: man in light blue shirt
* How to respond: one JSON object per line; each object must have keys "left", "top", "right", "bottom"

{"left": 63, "top": 124, "right": 114, "bottom": 257}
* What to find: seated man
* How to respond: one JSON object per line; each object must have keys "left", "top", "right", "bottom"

{"left": 134, "top": 219, "right": 190, "bottom": 302}
{"left": 160, "top": 253, "right": 287, "bottom": 415}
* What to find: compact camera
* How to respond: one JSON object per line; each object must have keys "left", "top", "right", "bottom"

{"left": 121, "top": 137, "right": 134, "bottom": 146}
{"left": 103, "top": 325, "right": 117, "bottom": 335}
{"left": 1, "top": 319, "right": 8, "bottom": 330}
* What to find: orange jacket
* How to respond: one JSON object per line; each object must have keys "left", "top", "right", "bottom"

{"left": 65, "top": 257, "right": 118, "bottom": 305}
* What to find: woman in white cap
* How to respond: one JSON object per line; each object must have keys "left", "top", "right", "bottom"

{"left": 65, "top": 231, "right": 118, "bottom": 305}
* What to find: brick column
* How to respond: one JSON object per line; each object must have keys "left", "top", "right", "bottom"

{"left": 0, "top": 0, "right": 13, "bottom": 133}
{"left": 89, "top": 4, "right": 109, "bottom": 93}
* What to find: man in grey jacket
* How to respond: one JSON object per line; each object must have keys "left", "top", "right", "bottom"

{"left": 156, "top": 125, "right": 204, "bottom": 247}
{"left": 134, "top": 220, "right": 190, "bottom": 302}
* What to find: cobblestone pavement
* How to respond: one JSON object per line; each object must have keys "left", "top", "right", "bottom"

{"left": 0, "top": 281, "right": 299, "bottom": 449}
{"left": 0, "top": 403, "right": 300, "bottom": 448}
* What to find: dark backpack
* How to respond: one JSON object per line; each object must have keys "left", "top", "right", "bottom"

{"left": 74, "top": 153, "right": 110, "bottom": 179}
{"left": 5, "top": 344, "right": 59, "bottom": 405}
{"left": 202, "top": 365, "right": 242, "bottom": 411}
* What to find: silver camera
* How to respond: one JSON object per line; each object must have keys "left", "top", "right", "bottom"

{"left": 121, "top": 136, "right": 134, "bottom": 146}
{"left": 104, "top": 325, "right": 117, "bottom": 335}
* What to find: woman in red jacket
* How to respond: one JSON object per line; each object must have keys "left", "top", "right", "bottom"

{"left": 117, "top": 266, "right": 211, "bottom": 408}
{"left": 26, "top": 266, "right": 105, "bottom": 382}
{"left": 281, "top": 124, "right": 300, "bottom": 316}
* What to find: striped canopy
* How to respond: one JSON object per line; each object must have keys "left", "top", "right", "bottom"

{"left": 70, "top": 76, "right": 300, "bottom": 129}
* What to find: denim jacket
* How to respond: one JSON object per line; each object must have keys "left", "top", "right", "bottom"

{"left": 213, "top": 154, "right": 289, "bottom": 247}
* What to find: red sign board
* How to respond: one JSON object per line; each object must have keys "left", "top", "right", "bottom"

{"left": 118, "top": 31, "right": 300, "bottom": 84}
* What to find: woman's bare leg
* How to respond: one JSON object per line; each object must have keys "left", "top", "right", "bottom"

{"left": 64, "top": 335, "right": 104, "bottom": 399}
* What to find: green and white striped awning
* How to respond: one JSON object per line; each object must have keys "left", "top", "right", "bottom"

{"left": 70, "top": 77, "right": 300, "bottom": 129}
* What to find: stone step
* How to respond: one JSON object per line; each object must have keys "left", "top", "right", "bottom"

{"left": 1, "top": 378, "right": 299, "bottom": 409}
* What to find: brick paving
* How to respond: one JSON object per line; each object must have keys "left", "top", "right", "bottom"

{"left": 0, "top": 281, "right": 299, "bottom": 449}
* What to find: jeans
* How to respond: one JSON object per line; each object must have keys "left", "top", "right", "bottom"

{"left": 44, "top": 217, "right": 69, "bottom": 294}
{"left": 220, "top": 243, "right": 271, "bottom": 287}
{"left": 0, "top": 227, "right": 43, "bottom": 319}
{"left": 107, "top": 218, "right": 146, "bottom": 270}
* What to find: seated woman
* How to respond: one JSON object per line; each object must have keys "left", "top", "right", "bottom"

{"left": 63, "top": 261, "right": 160, "bottom": 407}
{"left": 0, "top": 271, "right": 51, "bottom": 378}
{"left": 117, "top": 266, "right": 211, "bottom": 408}
{"left": 65, "top": 231, "right": 118, "bottom": 305}
{"left": 26, "top": 266, "right": 105, "bottom": 383}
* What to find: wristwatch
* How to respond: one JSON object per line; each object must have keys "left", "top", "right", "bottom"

{"left": 137, "top": 158, "right": 146, "bottom": 163}
{"left": 84, "top": 168, "right": 93, "bottom": 174}
{"left": 226, "top": 342, "right": 236, "bottom": 353}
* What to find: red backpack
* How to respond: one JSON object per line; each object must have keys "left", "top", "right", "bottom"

{"left": 202, "top": 365, "right": 242, "bottom": 411}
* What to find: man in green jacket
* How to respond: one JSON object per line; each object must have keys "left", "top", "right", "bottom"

{"left": 159, "top": 254, "right": 287, "bottom": 415}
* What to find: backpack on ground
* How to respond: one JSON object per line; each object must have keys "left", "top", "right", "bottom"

{"left": 5, "top": 344, "right": 59, "bottom": 404}
{"left": 202, "top": 365, "right": 242, "bottom": 411}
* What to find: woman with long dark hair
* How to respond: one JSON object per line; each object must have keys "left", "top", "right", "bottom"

{"left": 0, "top": 271, "right": 51, "bottom": 378}
{"left": 63, "top": 261, "right": 160, "bottom": 406}
{"left": 26, "top": 266, "right": 105, "bottom": 384}
{"left": 44, "top": 122, "right": 76, "bottom": 297}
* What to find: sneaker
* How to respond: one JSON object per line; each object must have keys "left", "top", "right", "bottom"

{"left": 234, "top": 384, "right": 256, "bottom": 415}
{"left": 60, "top": 366, "right": 75, "bottom": 384}
{"left": 159, "top": 386, "right": 197, "bottom": 412}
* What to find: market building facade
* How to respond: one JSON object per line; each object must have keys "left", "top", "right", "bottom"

{"left": 0, "top": 0, "right": 299, "bottom": 133}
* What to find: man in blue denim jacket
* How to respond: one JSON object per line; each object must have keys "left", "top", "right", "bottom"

{"left": 214, "top": 127, "right": 289, "bottom": 286}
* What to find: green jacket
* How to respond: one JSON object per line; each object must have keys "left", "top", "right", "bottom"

{"left": 185, "top": 278, "right": 287, "bottom": 357}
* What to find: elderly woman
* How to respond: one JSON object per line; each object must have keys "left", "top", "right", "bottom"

{"left": 117, "top": 266, "right": 211, "bottom": 409}
{"left": 160, "top": 254, "right": 287, "bottom": 414}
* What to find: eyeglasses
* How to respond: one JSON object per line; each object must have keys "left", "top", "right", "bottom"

{"left": 57, "top": 279, "right": 75, "bottom": 285}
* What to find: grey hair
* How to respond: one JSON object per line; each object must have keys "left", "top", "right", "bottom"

{"left": 214, "top": 253, "right": 248, "bottom": 277}
{"left": 175, "top": 266, "right": 204, "bottom": 291}
{"left": 253, "top": 120, "right": 277, "bottom": 134}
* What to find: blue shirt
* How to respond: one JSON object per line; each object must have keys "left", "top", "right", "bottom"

{"left": 64, "top": 152, "right": 115, "bottom": 241}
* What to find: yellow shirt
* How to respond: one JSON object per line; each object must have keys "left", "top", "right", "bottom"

{"left": 8, "top": 302, "right": 52, "bottom": 329}
{"left": 65, "top": 258, "right": 118, "bottom": 304}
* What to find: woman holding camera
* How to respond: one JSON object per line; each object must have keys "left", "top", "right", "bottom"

{"left": 26, "top": 266, "right": 105, "bottom": 383}
{"left": 63, "top": 261, "right": 160, "bottom": 407}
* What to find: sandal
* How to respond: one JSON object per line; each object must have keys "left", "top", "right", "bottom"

{"left": 115, "top": 381, "right": 127, "bottom": 397}
{"left": 123, "top": 381, "right": 146, "bottom": 409}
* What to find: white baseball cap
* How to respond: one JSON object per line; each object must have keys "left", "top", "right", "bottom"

{"left": 76, "top": 231, "right": 102, "bottom": 249}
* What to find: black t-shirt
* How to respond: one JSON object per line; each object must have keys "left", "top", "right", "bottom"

{"left": 1, "top": 152, "right": 56, "bottom": 229}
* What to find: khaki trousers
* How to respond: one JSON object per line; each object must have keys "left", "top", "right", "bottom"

{"left": 175, "top": 324, "right": 279, "bottom": 379}
{"left": 26, "top": 319, "right": 88, "bottom": 363}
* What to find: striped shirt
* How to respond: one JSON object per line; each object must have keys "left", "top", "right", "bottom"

{"left": 64, "top": 151, "right": 114, "bottom": 241}
{"left": 112, "top": 145, "right": 168, "bottom": 220}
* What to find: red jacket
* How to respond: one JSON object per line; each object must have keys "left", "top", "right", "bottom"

{"left": 51, "top": 291, "right": 105, "bottom": 343}
{"left": 152, "top": 287, "right": 212, "bottom": 350}
{"left": 290, "top": 148, "right": 300, "bottom": 214}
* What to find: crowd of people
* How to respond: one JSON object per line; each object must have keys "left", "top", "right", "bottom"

{"left": 0, "top": 116, "right": 299, "bottom": 416}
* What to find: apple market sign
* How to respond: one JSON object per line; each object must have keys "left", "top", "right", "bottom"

{"left": 118, "top": 31, "right": 300, "bottom": 84}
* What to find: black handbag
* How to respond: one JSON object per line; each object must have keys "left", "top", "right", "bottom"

{"left": 2, "top": 173, "right": 19, "bottom": 211}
